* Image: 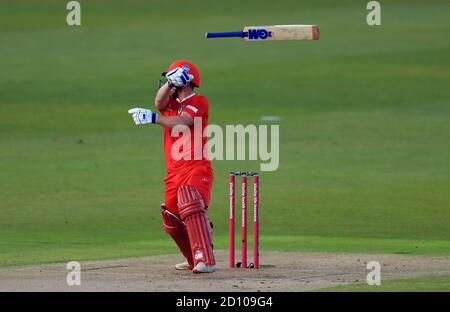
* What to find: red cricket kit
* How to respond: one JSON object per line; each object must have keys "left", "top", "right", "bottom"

{"left": 160, "top": 93, "right": 213, "bottom": 214}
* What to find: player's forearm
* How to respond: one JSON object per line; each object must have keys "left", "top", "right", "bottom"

{"left": 155, "top": 83, "right": 171, "bottom": 110}
{"left": 157, "top": 115, "right": 193, "bottom": 129}
{"left": 128, "top": 109, "right": 193, "bottom": 128}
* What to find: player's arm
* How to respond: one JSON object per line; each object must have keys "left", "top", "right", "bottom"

{"left": 129, "top": 66, "right": 195, "bottom": 127}
{"left": 127, "top": 108, "right": 193, "bottom": 129}
{"left": 157, "top": 112, "right": 193, "bottom": 128}
{"left": 155, "top": 82, "right": 176, "bottom": 110}
{"left": 155, "top": 67, "right": 194, "bottom": 110}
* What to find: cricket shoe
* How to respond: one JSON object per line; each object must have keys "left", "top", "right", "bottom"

{"left": 192, "top": 262, "right": 216, "bottom": 273}
{"left": 175, "top": 261, "right": 192, "bottom": 271}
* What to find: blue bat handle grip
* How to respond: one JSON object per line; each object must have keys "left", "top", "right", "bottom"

{"left": 205, "top": 31, "right": 244, "bottom": 38}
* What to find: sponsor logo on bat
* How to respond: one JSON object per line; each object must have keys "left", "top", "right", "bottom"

{"left": 247, "top": 29, "right": 272, "bottom": 40}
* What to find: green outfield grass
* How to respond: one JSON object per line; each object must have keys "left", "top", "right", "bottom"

{"left": 321, "top": 274, "right": 450, "bottom": 292}
{"left": 1, "top": 0, "right": 449, "bottom": 274}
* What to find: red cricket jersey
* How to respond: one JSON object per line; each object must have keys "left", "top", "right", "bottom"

{"left": 159, "top": 93, "right": 211, "bottom": 175}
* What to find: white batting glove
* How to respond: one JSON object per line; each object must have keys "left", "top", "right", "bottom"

{"left": 128, "top": 108, "right": 158, "bottom": 125}
{"left": 165, "top": 67, "right": 194, "bottom": 88}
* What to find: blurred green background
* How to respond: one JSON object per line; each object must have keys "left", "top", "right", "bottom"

{"left": 0, "top": 0, "right": 449, "bottom": 267}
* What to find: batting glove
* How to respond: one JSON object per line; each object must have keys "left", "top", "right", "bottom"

{"left": 165, "top": 67, "right": 194, "bottom": 88}
{"left": 128, "top": 108, "right": 158, "bottom": 125}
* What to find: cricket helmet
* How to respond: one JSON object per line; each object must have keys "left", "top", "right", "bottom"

{"left": 162, "top": 60, "right": 201, "bottom": 88}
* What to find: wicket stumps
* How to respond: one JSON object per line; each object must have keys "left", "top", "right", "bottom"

{"left": 229, "top": 171, "right": 259, "bottom": 269}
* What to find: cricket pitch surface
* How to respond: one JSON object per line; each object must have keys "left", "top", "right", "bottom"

{"left": 1, "top": 251, "right": 449, "bottom": 291}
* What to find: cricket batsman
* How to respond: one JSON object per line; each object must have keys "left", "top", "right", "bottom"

{"left": 127, "top": 60, "right": 216, "bottom": 273}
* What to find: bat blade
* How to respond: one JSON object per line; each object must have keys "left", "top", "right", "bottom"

{"left": 243, "top": 24, "right": 319, "bottom": 41}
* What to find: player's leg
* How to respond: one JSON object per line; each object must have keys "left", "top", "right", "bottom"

{"left": 178, "top": 184, "right": 216, "bottom": 273}
{"left": 160, "top": 204, "right": 194, "bottom": 269}
{"left": 187, "top": 165, "right": 215, "bottom": 249}
{"left": 162, "top": 178, "right": 194, "bottom": 269}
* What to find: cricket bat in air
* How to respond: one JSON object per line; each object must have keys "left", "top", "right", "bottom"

{"left": 205, "top": 24, "right": 319, "bottom": 41}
